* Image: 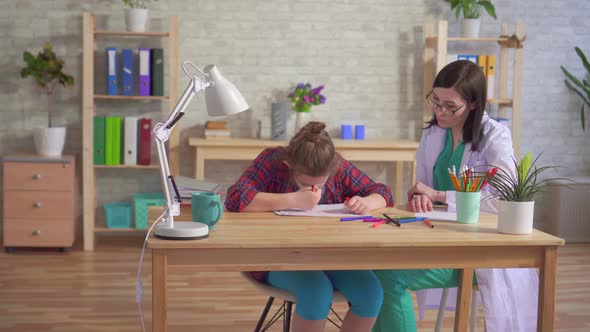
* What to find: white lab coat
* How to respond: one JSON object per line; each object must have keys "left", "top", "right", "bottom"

{"left": 414, "top": 113, "right": 539, "bottom": 332}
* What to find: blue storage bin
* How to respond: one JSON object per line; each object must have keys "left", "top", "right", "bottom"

{"left": 104, "top": 202, "right": 133, "bottom": 229}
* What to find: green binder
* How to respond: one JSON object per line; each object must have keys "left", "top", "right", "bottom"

{"left": 150, "top": 48, "right": 164, "bottom": 96}
{"left": 93, "top": 116, "right": 106, "bottom": 165}
{"left": 105, "top": 116, "right": 122, "bottom": 165}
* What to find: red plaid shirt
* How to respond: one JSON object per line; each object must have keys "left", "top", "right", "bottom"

{"left": 225, "top": 147, "right": 394, "bottom": 212}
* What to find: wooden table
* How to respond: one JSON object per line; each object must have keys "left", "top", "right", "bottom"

{"left": 148, "top": 207, "right": 564, "bottom": 332}
{"left": 188, "top": 138, "right": 419, "bottom": 204}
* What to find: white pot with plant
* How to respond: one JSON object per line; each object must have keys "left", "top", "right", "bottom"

{"left": 123, "top": 0, "right": 157, "bottom": 32}
{"left": 444, "top": 0, "right": 497, "bottom": 38}
{"left": 21, "top": 42, "right": 74, "bottom": 158}
{"left": 486, "top": 153, "right": 562, "bottom": 235}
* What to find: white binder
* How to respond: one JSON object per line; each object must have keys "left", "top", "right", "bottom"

{"left": 124, "top": 116, "right": 139, "bottom": 165}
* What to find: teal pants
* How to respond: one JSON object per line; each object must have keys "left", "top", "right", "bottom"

{"left": 372, "top": 269, "right": 470, "bottom": 332}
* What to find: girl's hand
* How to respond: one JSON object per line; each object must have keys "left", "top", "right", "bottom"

{"left": 293, "top": 187, "right": 322, "bottom": 210}
{"left": 407, "top": 194, "right": 433, "bottom": 212}
{"left": 345, "top": 196, "right": 371, "bottom": 215}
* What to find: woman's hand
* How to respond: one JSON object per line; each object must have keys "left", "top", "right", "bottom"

{"left": 407, "top": 181, "right": 445, "bottom": 210}
{"left": 407, "top": 194, "right": 433, "bottom": 212}
{"left": 293, "top": 187, "right": 322, "bottom": 210}
{"left": 345, "top": 196, "right": 371, "bottom": 215}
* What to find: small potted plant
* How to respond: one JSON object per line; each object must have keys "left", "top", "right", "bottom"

{"left": 122, "top": 0, "right": 157, "bottom": 32}
{"left": 288, "top": 83, "right": 326, "bottom": 132}
{"left": 443, "top": 0, "right": 497, "bottom": 38}
{"left": 560, "top": 46, "right": 589, "bottom": 131}
{"left": 486, "top": 153, "right": 560, "bottom": 234}
{"left": 21, "top": 42, "right": 74, "bottom": 157}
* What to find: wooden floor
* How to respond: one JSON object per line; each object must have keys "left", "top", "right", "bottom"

{"left": 0, "top": 238, "right": 588, "bottom": 332}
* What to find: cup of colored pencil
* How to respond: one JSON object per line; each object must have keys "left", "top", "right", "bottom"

{"left": 448, "top": 166, "right": 498, "bottom": 224}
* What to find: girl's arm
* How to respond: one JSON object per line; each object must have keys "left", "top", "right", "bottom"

{"left": 339, "top": 158, "right": 394, "bottom": 208}
{"left": 242, "top": 190, "right": 321, "bottom": 212}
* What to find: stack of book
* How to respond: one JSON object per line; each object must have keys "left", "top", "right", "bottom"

{"left": 204, "top": 121, "right": 231, "bottom": 139}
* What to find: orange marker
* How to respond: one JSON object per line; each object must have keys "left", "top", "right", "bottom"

{"left": 423, "top": 219, "right": 434, "bottom": 228}
{"left": 311, "top": 185, "right": 316, "bottom": 192}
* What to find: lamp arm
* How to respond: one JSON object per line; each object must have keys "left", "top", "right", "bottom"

{"left": 153, "top": 75, "right": 212, "bottom": 228}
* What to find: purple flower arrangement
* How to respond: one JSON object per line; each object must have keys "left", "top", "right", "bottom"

{"left": 288, "top": 83, "right": 326, "bottom": 113}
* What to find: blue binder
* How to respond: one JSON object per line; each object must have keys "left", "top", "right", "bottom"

{"left": 121, "top": 49, "right": 134, "bottom": 96}
{"left": 106, "top": 47, "right": 118, "bottom": 95}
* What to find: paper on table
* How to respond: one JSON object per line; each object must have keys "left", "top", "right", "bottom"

{"left": 274, "top": 203, "right": 371, "bottom": 218}
{"left": 415, "top": 211, "right": 457, "bottom": 221}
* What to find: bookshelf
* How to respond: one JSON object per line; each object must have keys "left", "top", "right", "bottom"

{"left": 82, "top": 12, "right": 180, "bottom": 250}
{"left": 423, "top": 20, "right": 525, "bottom": 158}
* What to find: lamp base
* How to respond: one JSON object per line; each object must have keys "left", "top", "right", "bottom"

{"left": 154, "top": 221, "right": 209, "bottom": 240}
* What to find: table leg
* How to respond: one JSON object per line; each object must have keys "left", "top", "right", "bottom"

{"left": 394, "top": 162, "right": 404, "bottom": 205}
{"left": 454, "top": 268, "right": 474, "bottom": 332}
{"left": 538, "top": 247, "right": 558, "bottom": 332}
{"left": 152, "top": 250, "right": 168, "bottom": 332}
{"left": 194, "top": 147, "right": 205, "bottom": 180}
{"left": 410, "top": 160, "right": 416, "bottom": 186}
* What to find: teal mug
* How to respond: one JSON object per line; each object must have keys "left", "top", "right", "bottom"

{"left": 456, "top": 191, "right": 481, "bottom": 224}
{"left": 191, "top": 192, "right": 223, "bottom": 229}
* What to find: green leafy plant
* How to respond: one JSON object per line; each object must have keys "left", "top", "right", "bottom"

{"left": 560, "top": 47, "right": 589, "bottom": 131}
{"left": 443, "top": 0, "right": 497, "bottom": 19}
{"left": 122, "top": 0, "right": 157, "bottom": 9}
{"left": 20, "top": 42, "right": 74, "bottom": 128}
{"left": 486, "top": 152, "right": 560, "bottom": 202}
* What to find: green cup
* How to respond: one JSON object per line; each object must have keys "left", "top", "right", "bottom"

{"left": 191, "top": 192, "right": 223, "bottom": 230}
{"left": 456, "top": 191, "right": 481, "bottom": 224}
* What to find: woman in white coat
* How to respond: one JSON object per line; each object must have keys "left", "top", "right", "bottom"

{"left": 373, "top": 60, "right": 539, "bottom": 332}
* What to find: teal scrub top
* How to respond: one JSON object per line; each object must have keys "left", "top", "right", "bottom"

{"left": 433, "top": 129, "right": 465, "bottom": 191}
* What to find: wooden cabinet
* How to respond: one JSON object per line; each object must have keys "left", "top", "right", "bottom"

{"left": 2, "top": 155, "right": 76, "bottom": 252}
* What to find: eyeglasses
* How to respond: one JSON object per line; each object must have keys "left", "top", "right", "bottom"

{"left": 426, "top": 91, "right": 465, "bottom": 115}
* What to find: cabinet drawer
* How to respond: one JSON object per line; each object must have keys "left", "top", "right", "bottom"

{"left": 4, "top": 191, "right": 74, "bottom": 220}
{"left": 3, "top": 218, "right": 74, "bottom": 247}
{"left": 3, "top": 161, "right": 74, "bottom": 191}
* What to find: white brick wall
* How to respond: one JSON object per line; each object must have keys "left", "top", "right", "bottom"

{"left": 1, "top": 0, "right": 589, "bottom": 225}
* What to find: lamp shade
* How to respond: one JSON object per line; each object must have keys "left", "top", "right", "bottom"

{"left": 203, "top": 65, "right": 249, "bottom": 117}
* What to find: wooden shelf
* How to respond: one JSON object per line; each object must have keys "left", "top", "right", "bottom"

{"left": 94, "top": 164, "right": 159, "bottom": 169}
{"left": 83, "top": 12, "right": 180, "bottom": 251}
{"left": 448, "top": 37, "right": 509, "bottom": 42}
{"left": 488, "top": 98, "right": 513, "bottom": 106}
{"left": 94, "top": 94, "right": 169, "bottom": 100}
{"left": 95, "top": 227, "right": 146, "bottom": 233}
{"left": 94, "top": 30, "right": 169, "bottom": 37}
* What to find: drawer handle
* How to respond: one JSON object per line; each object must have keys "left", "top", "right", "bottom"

{"left": 33, "top": 202, "right": 42, "bottom": 208}
{"left": 32, "top": 174, "right": 42, "bottom": 180}
{"left": 33, "top": 229, "right": 41, "bottom": 236}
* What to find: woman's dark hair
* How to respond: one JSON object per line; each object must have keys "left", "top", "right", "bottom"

{"left": 285, "top": 121, "right": 340, "bottom": 176}
{"left": 426, "top": 60, "right": 486, "bottom": 150}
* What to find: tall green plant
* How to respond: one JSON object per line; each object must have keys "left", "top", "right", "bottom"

{"left": 486, "top": 153, "right": 559, "bottom": 202}
{"left": 560, "top": 46, "right": 589, "bottom": 131}
{"left": 444, "top": 0, "right": 497, "bottom": 19}
{"left": 20, "top": 42, "right": 74, "bottom": 128}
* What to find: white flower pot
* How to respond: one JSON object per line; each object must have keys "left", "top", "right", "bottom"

{"left": 497, "top": 200, "right": 535, "bottom": 235}
{"left": 460, "top": 18, "right": 481, "bottom": 38}
{"left": 125, "top": 8, "right": 149, "bottom": 32}
{"left": 34, "top": 127, "right": 66, "bottom": 157}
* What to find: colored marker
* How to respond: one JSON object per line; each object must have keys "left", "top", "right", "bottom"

{"left": 340, "top": 216, "right": 374, "bottom": 222}
{"left": 382, "top": 213, "right": 401, "bottom": 227}
{"left": 423, "top": 219, "right": 434, "bottom": 228}
{"left": 398, "top": 217, "right": 426, "bottom": 224}
{"left": 362, "top": 218, "right": 386, "bottom": 223}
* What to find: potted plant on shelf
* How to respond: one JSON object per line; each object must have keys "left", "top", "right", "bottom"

{"left": 560, "top": 46, "right": 589, "bottom": 131}
{"left": 122, "top": 0, "right": 157, "bottom": 32}
{"left": 443, "top": 0, "right": 497, "bottom": 38}
{"left": 485, "top": 152, "right": 561, "bottom": 234}
{"left": 21, "top": 42, "right": 74, "bottom": 157}
{"left": 288, "top": 83, "right": 326, "bottom": 133}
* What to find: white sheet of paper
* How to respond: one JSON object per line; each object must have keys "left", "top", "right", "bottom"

{"left": 273, "top": 203, "right": 371, "bottom": 218}
{"left": 415, "top": 211, "right": 457, "bottom": 221}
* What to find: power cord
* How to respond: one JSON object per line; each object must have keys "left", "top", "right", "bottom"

{"left": 136, "top": 208, "right": 168, "bottom": 332}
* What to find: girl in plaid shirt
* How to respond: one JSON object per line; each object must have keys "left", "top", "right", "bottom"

{"left": 225, "top": 121, "right": 393, "bottom": 332}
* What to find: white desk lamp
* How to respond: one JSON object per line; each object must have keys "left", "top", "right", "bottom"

{"left": 153, "top": 61, "right": 248, "bottom": 240}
